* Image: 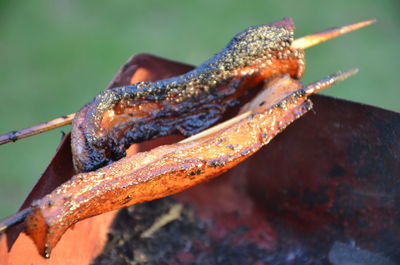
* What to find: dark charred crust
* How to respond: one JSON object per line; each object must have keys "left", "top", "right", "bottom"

{"left": 270, "top": 89, "right": 308, "bottom": 114}
{"left": 276, "top": 102, "right": 286, "bottom": 109}
{"left": 81, "top": 135, "right": 111, "bottom": 172}
{"left": 208, "top": 159, "right": 227, "bottom": 168}
{"left": 188, "top": 169, "right": 203, "bottom": 176}
{"left": 121, "top": 195, "right": 133, "bottom": 205}
{"left": 72, "top": 20, "right": 305, "bottom": 172}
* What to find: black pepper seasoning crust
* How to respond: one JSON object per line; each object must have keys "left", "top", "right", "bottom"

{"left": 72, "top": 19, "right": 305, "bottom": 172}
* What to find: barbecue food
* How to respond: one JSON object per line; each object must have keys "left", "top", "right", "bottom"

{"left": 71, "top": 18, "right": 304, "bottom": 172}
{"left": 26, "top": 71, "right": 353, "bottom": 258}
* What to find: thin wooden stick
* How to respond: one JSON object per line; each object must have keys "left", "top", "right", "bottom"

{"left": 0, "top": 113, "right": 75, "bottom": 145}
{"left": 179, "top": 111, "right": 251, "bottom": 143}
{"left": 305, "top": 68, "right": 359, "bottom": 95}
{"left": 292, "top": 19, "right": 376, "bottom": 49}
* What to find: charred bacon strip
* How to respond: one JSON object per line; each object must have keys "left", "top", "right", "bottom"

{"left": 24, "top": 70, "right": 356, "bottom": 258}
{"left": 71, "top": 18, "right": 305, "bottom": 172}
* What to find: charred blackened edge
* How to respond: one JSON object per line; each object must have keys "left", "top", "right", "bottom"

{"left": 72, "top": 19, "right": 300, "bottom": 172}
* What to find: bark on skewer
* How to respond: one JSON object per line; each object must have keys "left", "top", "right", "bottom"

{"left": 0, "top": 114, "right": 74, "bottom": 145}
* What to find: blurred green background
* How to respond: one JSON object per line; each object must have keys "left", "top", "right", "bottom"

{"left": 0, "top": 0, "right": 399, "bottom": 218}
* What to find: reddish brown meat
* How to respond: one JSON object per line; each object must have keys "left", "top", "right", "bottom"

{"left": 71, "top": 18, "right": 304, "bottom": 172}
{"left": 26, "top": 75, "right": 314, "bottom": 258}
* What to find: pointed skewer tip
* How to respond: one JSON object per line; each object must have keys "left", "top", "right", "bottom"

{"left": 305, "top": 68, "right": 359, "bottom": 95}
{"left": 292, "top": 19, "right": 376, "bottom": 50}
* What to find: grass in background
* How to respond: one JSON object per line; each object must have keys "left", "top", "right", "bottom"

{"left": 0, "top": 0, "right": 399, "bottom": 217}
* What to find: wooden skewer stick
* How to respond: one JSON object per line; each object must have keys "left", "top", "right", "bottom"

{"left": 0, "top": 20, "right": 374, "bottom": 146}
{"left": 304, "top": 68, "right": 359, "bottom": 95}
{"left": 0, "top": 113, "right": 75, "bottom": 145}
{"left": 292, "top": 19, "right": 376, "bottom": 49}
